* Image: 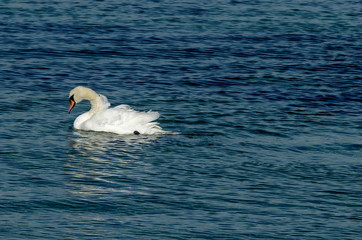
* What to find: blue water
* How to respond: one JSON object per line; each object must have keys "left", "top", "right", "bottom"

{"left": 1, "top": 0, "right": 362, "bottom": 239}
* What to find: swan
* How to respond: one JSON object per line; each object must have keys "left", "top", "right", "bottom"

{"left": 68, "top": 86, "right": 166, "bottom": 135}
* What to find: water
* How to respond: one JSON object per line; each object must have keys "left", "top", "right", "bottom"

{"left": 1, "top": 0, "right": 362, "bottom": 239}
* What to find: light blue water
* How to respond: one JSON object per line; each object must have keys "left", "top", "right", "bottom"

{"left": 1, "top": 1, "right": 362, "bottom": 239}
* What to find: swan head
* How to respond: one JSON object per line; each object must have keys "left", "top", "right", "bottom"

{"left": 68, "top": 86, "right": 96, "bottom": 113}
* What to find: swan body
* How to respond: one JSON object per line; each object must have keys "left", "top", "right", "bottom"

{"left": 68, "top": 86, "right": 166, "bottom": 135}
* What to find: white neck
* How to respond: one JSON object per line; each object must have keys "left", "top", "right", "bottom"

{"left": 77, "top": 87, "right": 107, "bottom": 114}
{"left": 89, "top": 94, "right": 104, "bottom": 114}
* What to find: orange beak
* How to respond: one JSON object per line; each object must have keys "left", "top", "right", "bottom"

{"left": 68, "top": 95, "right": 76, "bottom": 113}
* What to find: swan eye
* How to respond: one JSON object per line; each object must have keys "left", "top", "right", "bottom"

{"left": 69, "top": 95, "right": 75, "bottom": 103}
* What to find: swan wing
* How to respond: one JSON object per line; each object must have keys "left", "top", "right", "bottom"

{"left": 99, "top": 94, "right": 111, "bottom": 110}
{"left": 81, "top": 105, "right": 162, "bottom": 134}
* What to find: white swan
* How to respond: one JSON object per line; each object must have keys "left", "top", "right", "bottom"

{"left": 68, "top": 86, "right": 166, "bottom": 135}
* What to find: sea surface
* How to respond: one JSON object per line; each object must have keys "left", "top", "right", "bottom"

{"left": 1, "top": 0, "right": 361, "bottom": 239}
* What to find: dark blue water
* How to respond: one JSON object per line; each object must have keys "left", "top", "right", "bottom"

{"left": 1, "top": 1, "right": 362, "bottom": 239}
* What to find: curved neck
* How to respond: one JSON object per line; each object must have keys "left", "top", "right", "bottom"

{"left": 88, "top": 95, "right": 105, "bottom": 114}
{"left": 81, "top": 89, "right": 104, "bottom": 114}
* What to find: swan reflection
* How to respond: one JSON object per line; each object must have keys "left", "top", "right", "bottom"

{"left": 65, "top": 130, "right": 161, "bottom": 197}
{"left": 69, "top": 129, "right": 161, "bottom": 156}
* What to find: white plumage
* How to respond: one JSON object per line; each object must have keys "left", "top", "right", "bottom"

{"left": 68, "top": 86, "right": 166, "bottom": 135}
